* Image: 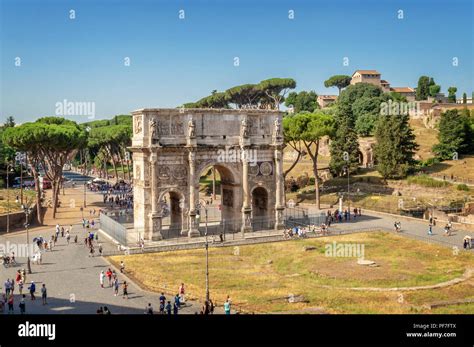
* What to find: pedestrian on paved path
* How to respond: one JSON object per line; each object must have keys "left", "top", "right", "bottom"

{"left": 41, "top": 284, "right": 47, "bottom": 305}
{"left": 7, "top": 293, "right": 14, "bottom": 314}
{"left": 66, "top": 231, "right": 71, "bottom": 244}
{"left": 174, "top": 294, "right": 181, "bottom": 310}
{"left": 28, "top": 281, "right": 36, "bottom": 300}
{"left": 122, "top": 281, "right": 128, "bottom": 299}
{"left": 179, "top": 283, "right": 185, "bottom": 303}
{"left": 113, "top": 278, "right": 119, "bottom": 296}
{"left": 173, "top": 301, "right": 179, "bottom": 315}
{"left": 19, "top": 295, "right": 26, "bottom": 314}
{"left": 428, "top": 223, "right": 433, "bottom": 235}
{"left": 159, "top": 293, "right": 166, "bottom": 314}
{"left": 145, "top": 303, "right": 154, "bottom": 314}
{"left": 100, "top": 271, "right": 105, "bottom": 288}
{"left": 120, "top": 261, "right": 125, "bottom": 273}
{"left": 224, "top": 299, "right": 231, "bottom": 315}
{"left": 98, "top": 244, "right": 103, "bottom": 256}
{"left": 0, "top": 295, "right": 4, "bottom": 313}
{"left": 106, "top": 268, "right": 113, "bottom": 287}
{"left": 18, "top": 280, "right": 24, "bottom": 295}
{"left": 209, "top": 299, "right": 214, "bottom": 314}
{"left": 166, "top": 301, "right": 172, "bottom": 315}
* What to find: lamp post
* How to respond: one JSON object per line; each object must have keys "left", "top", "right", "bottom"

{"left": 197, "top": 200, "right": 210, "bottom": 305}
{"left": 21, "top": 198, "right": 33, "bottom": 274}
{"left": 83, "top": 182, "right": 87, "bottom": 208}
{"left": 343, "top": 152, "right": 350, "bottom": 219}
{"left": 6, "top": 163, "right": 15, "bottom": 233}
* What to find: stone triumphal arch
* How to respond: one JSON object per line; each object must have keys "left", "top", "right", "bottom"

{"left": 129, "top": 108, "right": 285, "bottom": 240}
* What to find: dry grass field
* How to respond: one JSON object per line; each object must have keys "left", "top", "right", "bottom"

{"left": 109, "top": 232, "right": 474, "bottom": 314}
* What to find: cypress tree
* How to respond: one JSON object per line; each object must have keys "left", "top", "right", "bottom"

{"left": 433, "top": 109, "right": 472, "bottom": 159}
{"left": 374, "top": 113, "right": 418, "bottom": 179}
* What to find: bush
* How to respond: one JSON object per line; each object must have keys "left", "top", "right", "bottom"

{"left": 418, "top": 157, "right": 441, "bottom": 168}
{"left": 456, "top": 184, "right": 469, "bottom": 191}
{"left": 406, "top": 174, "right": 450, "bottom": 188}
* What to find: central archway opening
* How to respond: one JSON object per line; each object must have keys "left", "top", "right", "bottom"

{"left": 251, "top": 187, "right": 270, "bottom": 231}
{"left": 197, "top": 164, "right": 241, "bottom": 236}
{"left": 160, "top": 190, "right": 184, "bottom": 238}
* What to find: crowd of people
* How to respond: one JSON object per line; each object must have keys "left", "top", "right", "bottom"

{"left": 1, "top": 275, "right": 48, "bottom": 314}
{"left": 325, "top": 208, "right": 362, "bottom": 225}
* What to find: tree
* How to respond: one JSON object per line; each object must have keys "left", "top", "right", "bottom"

{"left": 462, "top": 92, "right": 467, "bottom": 104}
{"left": 284, "top": 91, "right": 319, "bottom": 113}
{"left": 416, "top": 76, "right": 436, "bottom": 101}
{"left": 88, "top": 124, "right": 131, "bottom": 183}
{"left": 184, "top": 92, "right": 229, "bottom": 109}
{"left": 224, "top": 84, "right": 260, "bottom": 108}
{"left": 374, "top": 113, "right": 418, "bottom": 179}
{"left": 4, "top": 116, "right": 15, "bottom": 128}
{"left": 324, "top": 75, "right": 352, "bottom": 95}
{"left": 329, "top": 121, "right": 360, "bottom": 176}
{"left": 448, "top": 87, "right": 457, "bottom": 103}
{"left": 432, "top": 109, "right": 472, "bottom": 159}
{"left": 282, "top": 116, "right": 305, "bottom": 178}
{"left": 329, "top": 83, "right": 381, "bottom": 176}
{"left": 286, "top": 112, "right": 334, "bottom": 209}
{"left": 429, "top": 84, "right": 441, "bottom": 97}
{"left": 352, "top": 96, "right": 383, "bottom": 136}
{"left": 3, "top": 117, "right": 87, "bottom": 220}
{"left": 256, "top": 78, "right": 296, "bottom": 110}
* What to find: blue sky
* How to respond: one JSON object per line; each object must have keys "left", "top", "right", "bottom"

{"left": 1, "top": 0, "right": 473, "bottom": 123}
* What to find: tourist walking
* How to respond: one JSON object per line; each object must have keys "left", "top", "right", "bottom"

{"left": 113, "top": 278, "right": 119, "bottom": 296}
{"left": 41, "top": 284, "right": 48, "bottom": 305}
{"left": 106, "top": 268, "right": 113, "bottom": 287}
{"left": 174, "top": 293, "right": 181, "bottom": 310}
{"left": 28, "top": 281, "right": 36, "bottom": 300}
{"left": 19, "top": 295, "right": 26, "bottom": 314}
{"left": 224, "top": 298, "right": 231, "bottom": 315}
{"left": 100, "top": 271, "right": 105, "bottom": 288}
{"left": 145, "top": 303, "right": 154, "bottom": 314}
{"left": 159, "top": 293, "right": 166, "bottom": 314}
{"left": 166, "top": 301, "right": 172, "bottom": 315}
{"left": 173, "top": 300, "right": 179, "bottom": 315}
{"left": 179, "top": 283, "right": 185, "bottom": 302}
{"left": 428, "top": 223, "right": 433, "bottom": 235}
{"left": 122, "top": 281, "right": 128, "bottom": 299}
{"left": 7, "top": 293, "right": 14, "bottom": 314}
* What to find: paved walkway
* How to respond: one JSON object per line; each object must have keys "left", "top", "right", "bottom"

{"left": 0, "top": 182, "right": 213, "bottom": 315}
{"left": 0, "top": 224, "right": 207, "bottom": 314}
{"left": 304, "top": 206, "right": 473, "bottom": 252}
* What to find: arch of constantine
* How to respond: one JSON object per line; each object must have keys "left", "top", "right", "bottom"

{"left": 129, "top": 108, "right": 285, "bottom": 240}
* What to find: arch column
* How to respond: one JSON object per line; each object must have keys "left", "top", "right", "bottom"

{"left": 187, "top": 150, "right": 200, "bottom": 237}
{"left": 148, "top": 152, "right": 163, "bottom": 240}
{"left": 274, "top": 147, "right": 285, "bottom": 230}
{"left": 241, "top": 147, "right": 252, "bottom": 234}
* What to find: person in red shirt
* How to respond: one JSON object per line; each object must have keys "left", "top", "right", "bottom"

{"left": 106, "top": 268, "right": 113, "bottom": 287}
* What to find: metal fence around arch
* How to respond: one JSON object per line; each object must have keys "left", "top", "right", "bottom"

{"left": 99, "top": 212, "right": 139, "bottom": 246}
